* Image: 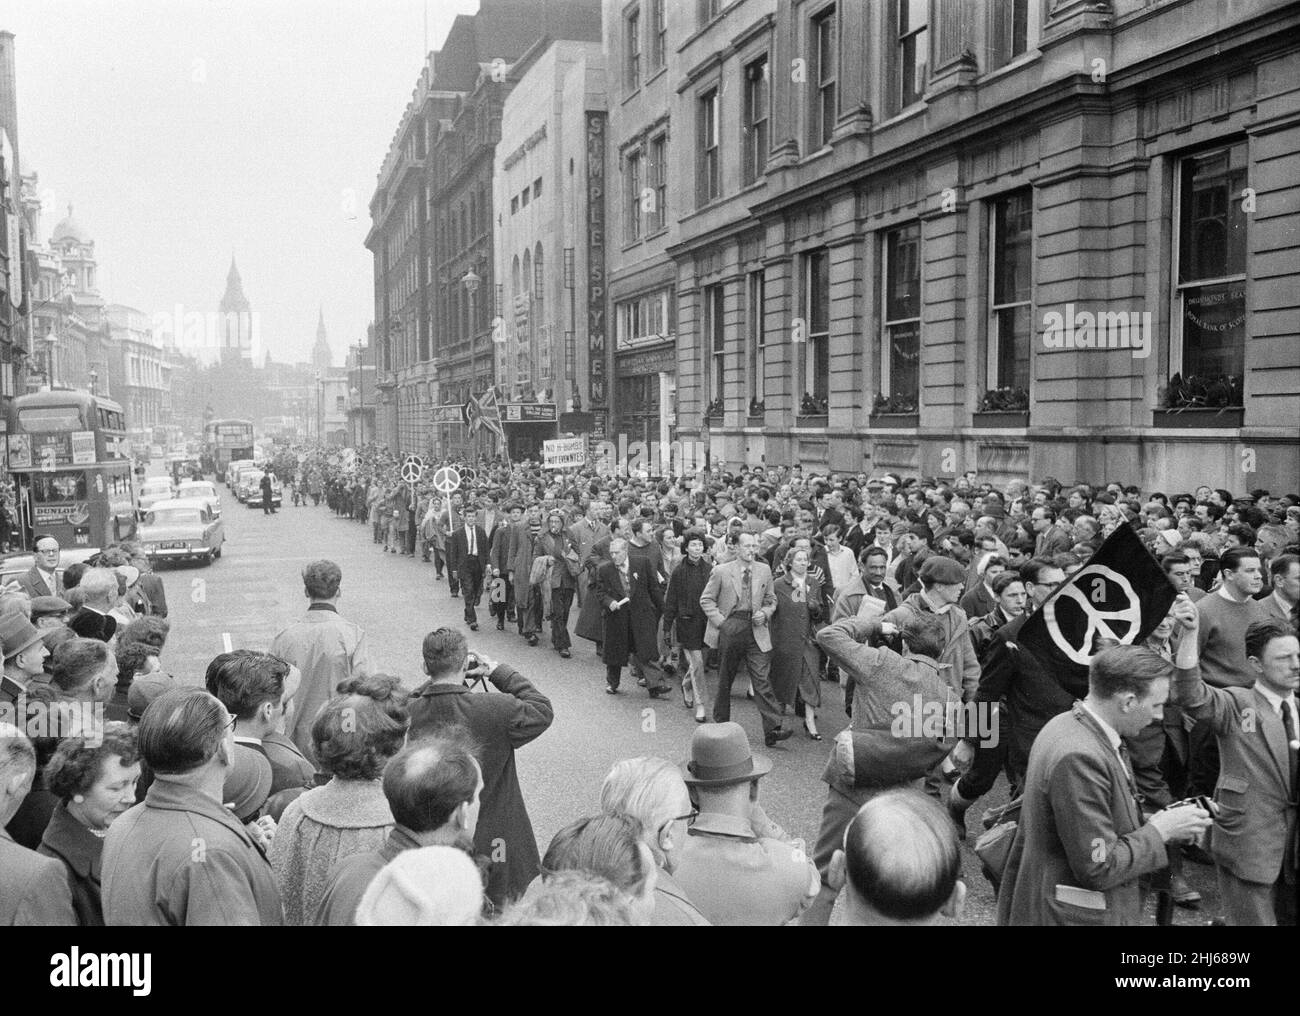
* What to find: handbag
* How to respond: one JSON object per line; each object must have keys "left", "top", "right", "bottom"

{"left": 973, "top": 795, "right": 1023, "bottom": 889}
{"left": 562, "top": 546, "right": 582, "bottom": 579}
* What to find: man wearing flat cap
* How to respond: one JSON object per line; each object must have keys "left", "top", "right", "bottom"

{"left": 672, "top": 722, "right": 819, "bottom": 925}
{"left": 882, "top": 556, "right": 981, "bottom": 703}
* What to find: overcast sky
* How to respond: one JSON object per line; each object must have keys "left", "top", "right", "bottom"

{"left": 9, "top": 0, "right": 479, "bottom": 366}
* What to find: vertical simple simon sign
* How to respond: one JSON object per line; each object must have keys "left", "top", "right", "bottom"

{"left": 585, "top": 111, "right": 607, "bottom": 415}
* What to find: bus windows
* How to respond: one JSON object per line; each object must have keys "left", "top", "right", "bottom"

{"left": 32, "top": 471, "right": 89, "bottom": 502}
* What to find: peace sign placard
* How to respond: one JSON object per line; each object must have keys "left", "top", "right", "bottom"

{"left": 400, "top": 455, "right": 425, "bottom": 483}
{"left": 431, "top": 466, "right": 461, "bottom": 494}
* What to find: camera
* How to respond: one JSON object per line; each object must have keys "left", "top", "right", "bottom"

{"left": 1168, "top": 795, "right": 1218, "bottom": 851}
{"left": 463, "top": 651, "right": 489, "bottom": 688}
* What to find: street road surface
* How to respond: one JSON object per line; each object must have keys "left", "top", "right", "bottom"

{"left": 152, "top": 470, "right": 1221, "bottom": 925}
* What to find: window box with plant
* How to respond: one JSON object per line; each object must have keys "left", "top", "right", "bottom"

{"left": 704, "top": 398, "right": 724, "bottom": 421}
{"left": 747, "top": 397, "right": 765, "bottom": 420}
{"left": 1153, "top": 373, "right": 1244, "bottom": 428}
{"left": 973, "top": 387, "right": 1029, "bottom": 427}
{"left": 797, "top": 391, "right": 829, "bottom": 424}
{"left": 870, "top": 392, "right": 918, "bottom": 428}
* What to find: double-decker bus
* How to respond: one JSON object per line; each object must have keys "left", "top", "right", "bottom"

{"left": 5, "top": 390, "right": 137, "bottom": 551}
{"left": 203, "top": 418, "right": 255, "bottom": 481}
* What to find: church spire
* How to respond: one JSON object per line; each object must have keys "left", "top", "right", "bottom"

{"left": 312, "top": 306, "right": 332, "bottom": 369}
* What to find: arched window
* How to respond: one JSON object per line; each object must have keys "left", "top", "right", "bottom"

{"left": 533, "top": 243, "right": 544, "bottom": 302}
{"left": 521, "top": 249, "right": 531, "bottom": 304}
{"left": 477, "top": 184, "right": 487, "bottom": 233}
{"left": 512, "top": 254, "right": 520, "bottom": 297}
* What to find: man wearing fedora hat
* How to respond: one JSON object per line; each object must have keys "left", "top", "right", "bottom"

{"left": 672, "top": 722, "right": 818, "bottom": 925}
{"left": 0, "top": 613, "right": 51, "bottom": 707}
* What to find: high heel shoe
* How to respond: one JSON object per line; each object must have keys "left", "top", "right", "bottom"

{"left": 804, "top": 719, "right": 822, "bottom": 741}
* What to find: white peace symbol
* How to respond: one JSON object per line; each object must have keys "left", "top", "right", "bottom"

{"left": 400, "top": 455, "right": 425, "bottom": 483}
{"left": 432, "top": 467, "right": 461, "bottom": 494}
{"left": 1043, "top": 564, "right": 1143, "bottom": 665}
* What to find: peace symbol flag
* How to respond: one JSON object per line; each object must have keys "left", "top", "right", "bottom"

{"left": 1016, "top": 522, "right": 1177, "bottom": 685}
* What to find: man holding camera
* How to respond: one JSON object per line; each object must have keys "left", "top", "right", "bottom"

{"left": 406, "top": 628, "right": 554, "bottom": 909}
{"left": 996, "top": 643, "right": 1213, "bottom": 926}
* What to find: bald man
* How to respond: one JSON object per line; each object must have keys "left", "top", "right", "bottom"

{"left": 826, "top": 788, "right": 966, "bottom": 926}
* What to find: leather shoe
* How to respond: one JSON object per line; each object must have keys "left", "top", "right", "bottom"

{"left": 605, "top": 686, "right": 619, "bottom": 695}
{"left": 527, "top": 635, "right": 539, "bottom": 647}
{"left": 468, "top": 622, "right": 479, "bottom": 631}
{"left": 764, "top": 728, "right": 793, "bottom": 747}
{"left": 1170, "top": 874, "right": 1202, "bottom": 908}
{"left": 559, "top": 649, "right": 571, "bottom": 659}
{"left": 496, "top": 620, "right": 505, "bottom": 631}
{"left": 648, "top": 686, "right": 670, "bottom": 699}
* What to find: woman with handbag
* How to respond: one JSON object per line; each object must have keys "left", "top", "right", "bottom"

{"left": 770, "top": 547, "right": 826, "bottom": 739}
{"left": 661, "top": 530, "right": 712, "bottom": 722}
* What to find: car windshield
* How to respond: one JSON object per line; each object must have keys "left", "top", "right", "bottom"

{"left": 179, "top": 483, "right": 215, "bottom": 496}
{"left": 145, "top": 509, "right": 201, "bottom": 526}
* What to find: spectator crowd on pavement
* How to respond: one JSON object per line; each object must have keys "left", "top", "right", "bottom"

{"left": 1, "top": 438, "right": 1297, "bottom": 925}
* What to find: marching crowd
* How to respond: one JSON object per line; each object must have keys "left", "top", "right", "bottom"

{"left": 1, "top": 439, "right": 1297, "bottom": 925}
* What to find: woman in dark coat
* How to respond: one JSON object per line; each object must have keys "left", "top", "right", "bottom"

{"left": 662, "top": 530, "right": 712, "bottom": 722}
{"left": 38, "top": 724, "right": 141, "bottom": 926}
{"left": 575, "top": 525, "right": 624, "bottom": 648}
{"left": 538, "top": 512, "right": 578, "bottom": 658}
{"left": 770, "top": 547, "right": 826, "bottom": 740}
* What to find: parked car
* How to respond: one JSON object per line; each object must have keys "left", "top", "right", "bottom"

{"left": 136, "top": 477, "right": 176, "bottom": 517}
{"left": 175, "top": 479, "right": 222, "bottom": 517}
{"left": 226, "top": 460, "right": 255, "bottom": 492}
{"left": 137, "top": 499, "right": 225, "bottom": 565}
{"left": 239, "top": 470, "right": 282, "bottom": 508}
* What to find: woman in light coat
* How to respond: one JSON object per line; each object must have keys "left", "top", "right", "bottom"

{"left": 269, "top": 675, "right": 408, "bottom": 925}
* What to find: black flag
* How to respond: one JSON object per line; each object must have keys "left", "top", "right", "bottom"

{"left": 1017, "top": 522, "right": 1178, "bottom": 685}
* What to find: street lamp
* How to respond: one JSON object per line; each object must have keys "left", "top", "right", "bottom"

{"left": 41, "top": 329, "right": 60, "bottom": 389}
{"left": 462, "top": 268, "right": 482, "bottom": 456}
{"left": 350, "top": 385, "right": 360, "bottom": 446}
{"left": 315, "top": 370, "right": 323, "bottom": 443}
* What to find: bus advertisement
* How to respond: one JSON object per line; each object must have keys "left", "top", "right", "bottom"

{"left": 5, "top": 391, "right": 137, "bottom": 551}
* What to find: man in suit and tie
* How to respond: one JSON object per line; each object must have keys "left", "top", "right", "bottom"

{"left": 1031, "top": 506, "right": 1072, "bottom": 560}
{"left": 595, "top": 537, "right": 669, "bottom": 697}
{"left": 997, "top": 644, "right": 1212, "bottom": 925}
{"left": 433, "top": 493, "right": 465, "bottom": 593}
{"left": 699, "top": 531, "right": 788, "bottom": 747}
{"left": 1259, "top": 554, "right": 1298, "bottom": 628}
{"left": 488, "top": 501, "right": 520, "bottom": 631}
{"left": 17, "top": 535, "right": 61, "bottom": 599}
{"left": 568, "top": 503, "right": 611, "bottom": 608}
{"left": 1175, "top": 610, "right": 1299, "bottom": 925}
{"left": 448, "top": 516, "right": 490, "bottom": 631}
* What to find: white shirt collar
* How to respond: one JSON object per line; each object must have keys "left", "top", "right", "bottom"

{"left": 1253, "top": 682, "right": 1296, "bottom": 715}
{"left": 1217, "top": 583, "right": 1245, "bottom": 603}
{"left": 1080, "top": 699, "right": 1123, "bottom": 753}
